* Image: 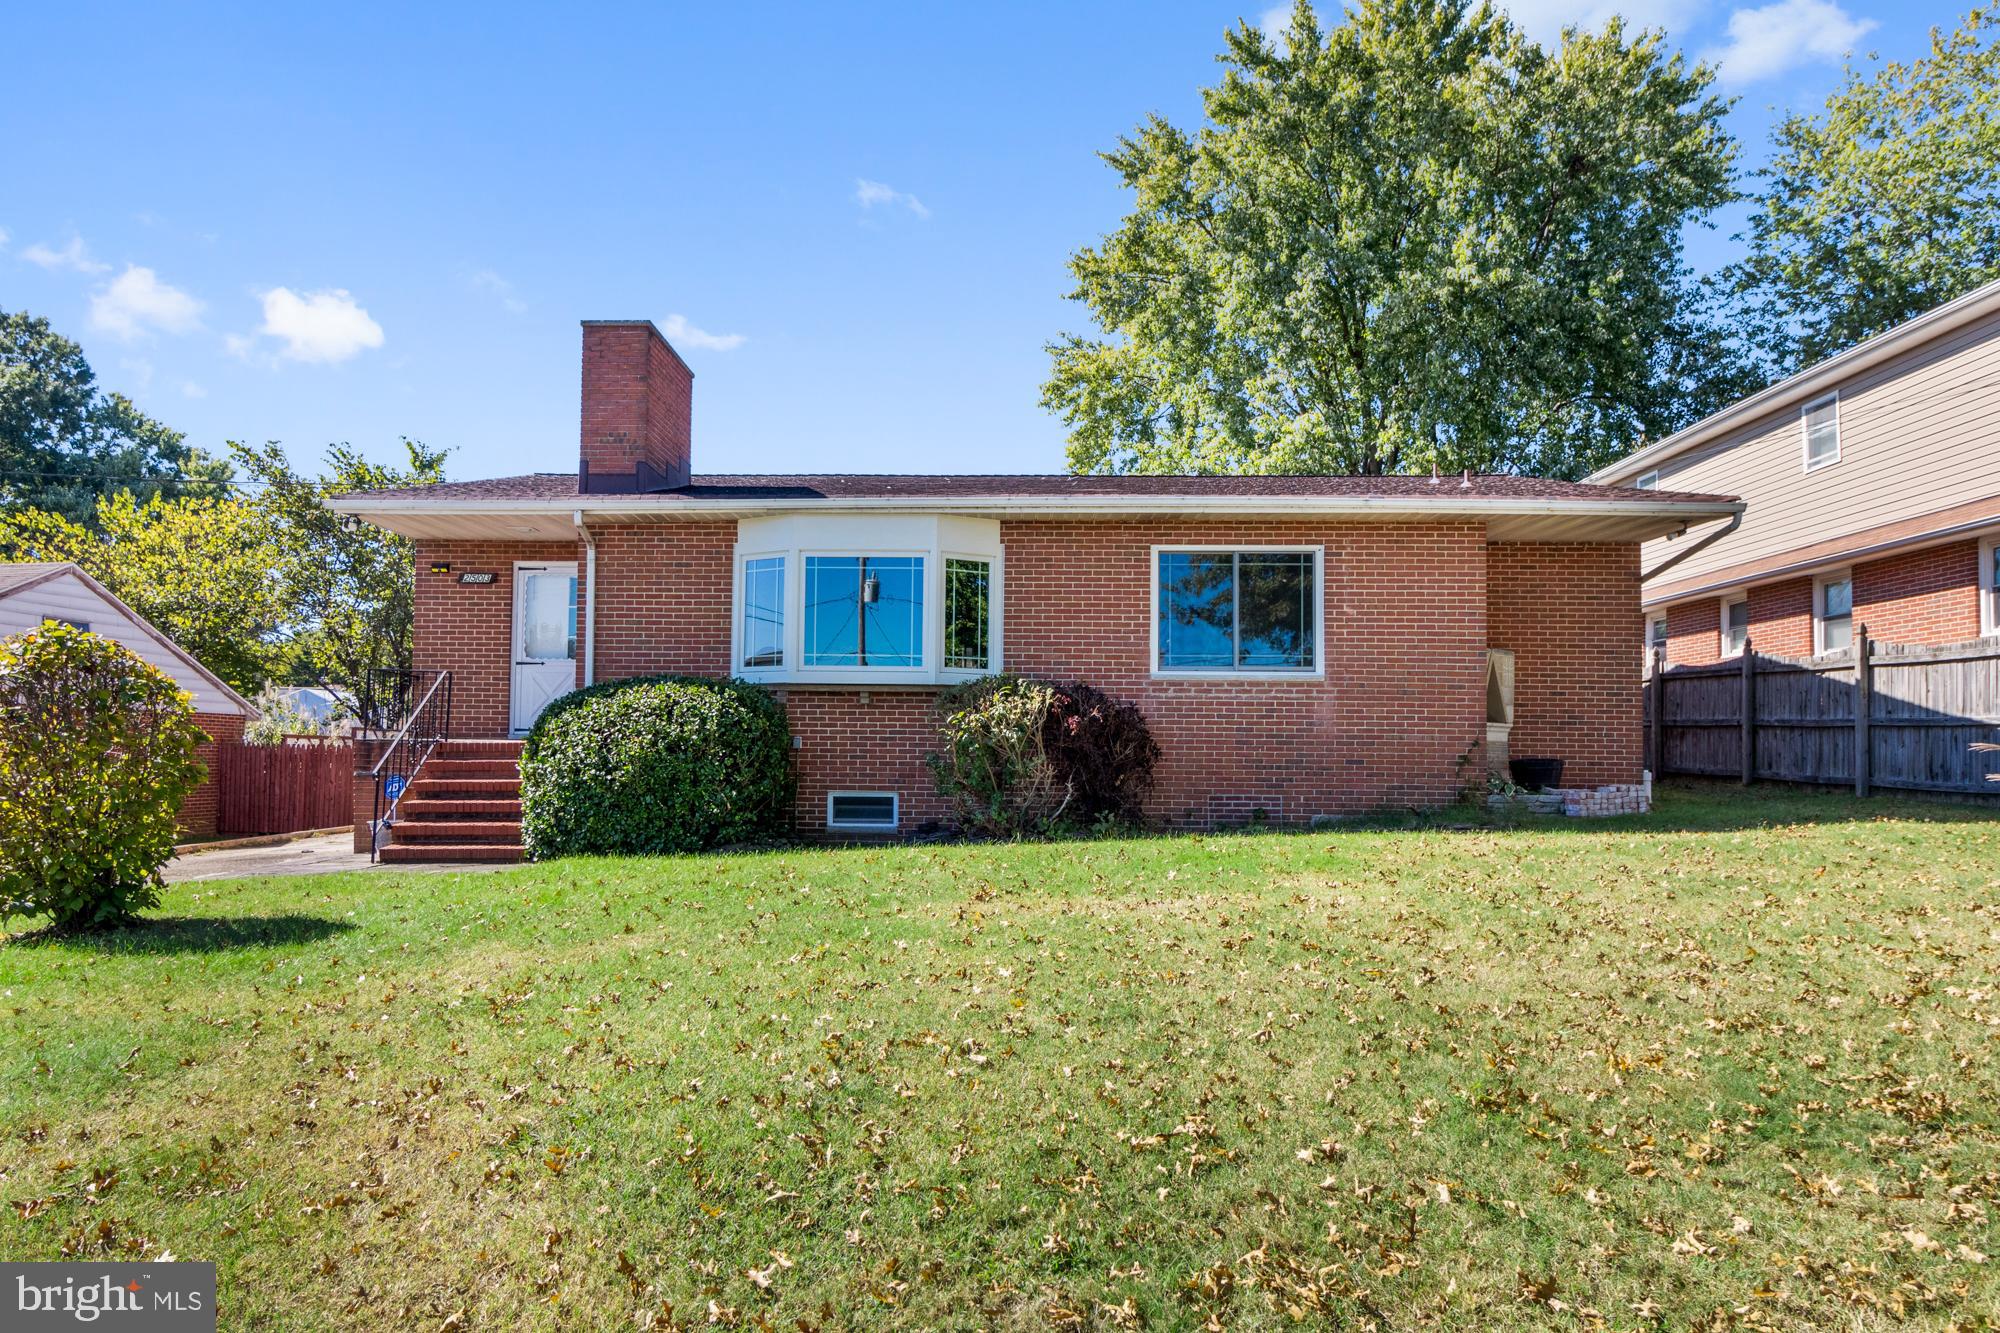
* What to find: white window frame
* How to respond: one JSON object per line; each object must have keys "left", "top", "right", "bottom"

{"left": 1801, "top": 391, "right": 1841, "bottom": 472}
{"left": 1150, "top": 545, "right": 1325, "bottom": 680}
{"left": 1981, "top": 535, "right": 2000, "bottom": 638}
{"left": 730, "top": 515, "right": 1004, "bottom": 686}
{"left": 1813, "top": 569, "right": 1855, "bottom": 656}
{"left": 1719, "top": 593, "right": 1748, "bottom": 659}
{"left": 1645, "top": 611, "right": 1668, "bottom": 655}
{"left": 1634, "top": 470, "right": 1660, "bottom": 490}
{"left": 826, "top": 790, "right": 899, "bottom": 831}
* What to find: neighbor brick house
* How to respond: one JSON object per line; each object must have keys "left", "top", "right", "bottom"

{"left": 332, "top": 320, "right": 1738, "bottom": 856}
{"left": 0, "top": 561, "right": 256, "bottom": 838}
{"left": 1590, "top": 277, "right": 2000, "bottom": 665}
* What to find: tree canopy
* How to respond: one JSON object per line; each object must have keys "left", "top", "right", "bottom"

{"left": 0, "top": 308, "right": 231, "bottom": 524}
{"left": 1728, "top": 5, "right": 2000, "bottom": 379}
{"left": 1043, "top": 0, "right": 1742, "bottom": 478}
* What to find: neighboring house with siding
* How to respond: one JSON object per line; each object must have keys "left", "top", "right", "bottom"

{"left": 0, "top": 561, "right": 257, "bottom": 837}
{"left": 330, "top": 319, "right": 1737, "bottom": 857}
{"left": 1589, "top": 278, "right": 2000, "bottom": 664}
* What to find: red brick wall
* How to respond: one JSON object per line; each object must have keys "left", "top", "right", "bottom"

{"left": 1854, "top": 539, "right": 1982, "bottom": 646}
{"left": 180, "top": 711, "right": 245, "bottom": 838}
{"left": 1652, "top": 540, "right": 1986, "bottom": 665}
{"left": 1665, "top": 598, "right": 1721, "bottom": 665}
{"left": 1001, "top": 519, "right": 1491, "bottom": 823}
{"left": 581, "top": 323, "right": 692, "bottom": 489}
{"left": 407, "top": 519, "right": 1651, "bottom": 830}
{"left": 590, "top": 522, "right": 735, "bottom": 679}
{"left": 412, "top": 540, "right": 583, "bottom": 738}
{"left": 1747, "top": 578, "right": 1813, "bottom": 658}
{"left": 1487, "top": 543, "right": 1643, "bottom": 787}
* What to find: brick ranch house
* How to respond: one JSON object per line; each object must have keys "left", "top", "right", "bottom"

{"left": 1592, "top": 277, "right": 2000, "bottom": 663}
{"left": 0, "top": 560, "right": 256, "bottom": 838}
{"left": 331, "top": 320, "right": 1739, "bottom": 857}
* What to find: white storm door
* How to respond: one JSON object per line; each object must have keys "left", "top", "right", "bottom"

{"left": 510, "top": 562, "right": 579, "bottom": 734}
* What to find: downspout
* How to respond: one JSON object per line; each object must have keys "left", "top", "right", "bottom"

{"left": 1642, "top": 510, "right": 1743, "bottom": 586}
{"left": 572, "top": 509, "right": 597, "bottom": 687}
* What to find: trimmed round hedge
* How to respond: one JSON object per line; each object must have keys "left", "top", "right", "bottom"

{"left": 519, "top": 675, "right": 792, "bottom": 858}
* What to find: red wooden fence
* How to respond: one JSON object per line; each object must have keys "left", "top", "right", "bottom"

{"left": 215, "top": 739, "right": 352, "bottom": 836}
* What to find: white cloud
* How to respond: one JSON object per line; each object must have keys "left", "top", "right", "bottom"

{"left": 23, "top": 235, "right": 110, "bottom": 274}
{"left": 855, "top": 178, "right": 930, "bottom": 220}
{"left": 180, "top": 380, "right": 207, "bottom": 399}
{"left": 659, "top": 314, "right": 746, "bottom": 352}
{"left": 89, "top": 266, "right": 204, "bottom": 340}
{"left": 0, "top": 227, "right": 9, "bottom": 250}
{"left": 466, "top": 267, "right": 527, "bottom": 313}
{"left": 255, "top": 287, "right": 384, "bottom": 363}
{"left": 1703, "top": 0, "right": 1876, "bottom": 82}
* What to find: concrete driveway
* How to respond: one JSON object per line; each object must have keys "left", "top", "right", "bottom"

{"left": 165, "top": 833, "right": 518, "bottom": 882}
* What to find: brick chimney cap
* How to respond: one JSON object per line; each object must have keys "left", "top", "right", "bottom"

{"left": 578, "top": 319, "right": 695, "bottom": 377}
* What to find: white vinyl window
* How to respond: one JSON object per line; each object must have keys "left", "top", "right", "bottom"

{"left": 1634, "top": 470, "right": 1660, "bottom": 490}
{"left": 1983, "top": 537, "right": 2000, "bottom": 637}
{"left": 1720, "top": 594, "right": 1748, "bottom": 658}
{"left": 732, "top": 515, "right": 1002, "bottom": 685}
{"left": 827, "top": 791, "right": 898, "bottom": 830}
{"left": 1153, "top": 547, "right": 1322, "bottom": 677}
{"left": 1646, "top": 612, "right": 1668, "bottom": 654}
{"left": 1815, "top": 572, "right": 1854, "bottom": 655}
{"left": 1802, "top": 393, "right": 1840, "bottom": 471}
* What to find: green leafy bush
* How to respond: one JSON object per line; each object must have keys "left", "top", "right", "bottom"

{"left": 931, "top": 676, "right": 1159, "bottom": 836}
{"left": 0, "top": 624, "right": 207, "bottom": 931}
{"left": 931, "top": 676, "right": 1063, "bottom": 836}
{"left": 519, "top": 675, "right": 793, "bottom": 858}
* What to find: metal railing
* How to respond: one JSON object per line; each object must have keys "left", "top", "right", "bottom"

{"left": 358, "top": 668, "right": 445, "bottom": 733}
{"left": 369, "top": 670, "right": 452, "bottom": 861}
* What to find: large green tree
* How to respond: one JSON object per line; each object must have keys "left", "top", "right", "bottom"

{"left": 1729, "top": 6, "right": 2000, "bottom": 379}
{"left": 0, "top": 492, "right": 288, "bottom": 693}
{"left": 230, "top": 438, "right": 448, "bottom": 688}
{"left": 0, "top": 440, "right": 447, "bottom": 697}
{"left": 0, "top": 308, "right": 231, "bottom": 524}
{"left": 1043, "top": 0, "right": 1741, "bottom": 478}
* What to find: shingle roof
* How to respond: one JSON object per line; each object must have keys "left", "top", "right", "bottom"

{"left": 339, "top": 471, "right": 1735, "bottom": 506}
{"left": 0, "top": 562, "right": 73, "bottom": 595}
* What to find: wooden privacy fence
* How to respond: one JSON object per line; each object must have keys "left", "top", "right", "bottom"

{"left": 1643, "top": 628, "right": 2000, "bottom": 796}
{"left": 215, "top": 739, "right": 352, "bottom": 835}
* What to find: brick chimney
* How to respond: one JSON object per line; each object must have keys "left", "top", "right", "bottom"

{"left": 578, "top": 320, "right": 693, "bottom": 493}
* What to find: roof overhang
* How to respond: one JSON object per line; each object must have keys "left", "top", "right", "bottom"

{"left": 1588, "top": 276, "right": 2000, "bottom": 484}
{"left": 331, "top": 493, "right": 1744, "bottom": 544}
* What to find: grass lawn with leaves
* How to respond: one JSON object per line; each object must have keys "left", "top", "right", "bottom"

{"left": 4, "top": 782, "right": 1999, "bottom": 1330}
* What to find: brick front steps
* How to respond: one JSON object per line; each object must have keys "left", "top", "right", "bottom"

{"left": 379, "top": 739, "right": 526, "bottom": 864}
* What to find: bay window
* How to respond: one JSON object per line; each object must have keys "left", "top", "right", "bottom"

{"left": 733, "top": 515, "right": 1002, "bottom": 684}
{"left": 1154, "top": 547, "right": 1320, "bottom": 676}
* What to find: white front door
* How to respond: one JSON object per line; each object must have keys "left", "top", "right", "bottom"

{"left": 510, "top": 562, "right": 579, "bottom": 735}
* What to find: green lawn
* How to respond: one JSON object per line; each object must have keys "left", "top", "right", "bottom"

{"left": 4, "top": 784, "right": 1999, "bottom": 1330}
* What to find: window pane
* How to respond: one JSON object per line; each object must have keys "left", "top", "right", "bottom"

{"left": 1647, "top": 617, "right": 1667, "bottom": 648}
{"left": 520, "top": 571, "right": 576, "bottom": 661}
{"left": 1723, "top": 601, "right": 1747, "bottom": 653}
{"left": 1821, "top": 614, "right": 1853, "bottom": 652}
{"left": 1158, "top": 552, "right": 1235, "bottom": 669}
{"left": 804, "top": 556, "right": 923, "bottom": 667}
{"left": 1236, "top": 553, "right": 1314, "bottom": 668}
{"left": 1822, "top": 578, "right": 1851, "bottom": 618}
{"left": 1805, "top": 401, "right": 1839, "bottom": 464}
{"left": 944, "top": 558, "right": 991, "bottom": 671}
{"left": 741, "top": 556, "right": 785, "bottom": 668}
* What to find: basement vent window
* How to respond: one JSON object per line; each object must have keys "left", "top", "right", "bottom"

{"left": 827, "top": 792, "right": 899, "bottom": 831}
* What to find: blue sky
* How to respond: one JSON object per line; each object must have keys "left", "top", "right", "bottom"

{"left": 1, "top": 0, "right": 1967, "bottom": 483}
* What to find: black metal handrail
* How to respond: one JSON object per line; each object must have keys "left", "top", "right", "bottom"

{"left": 369, "top": 670, "right": 452, "bottom": 862}
{"left": 359, "top": 668, "right": 445, "bottom": 732}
